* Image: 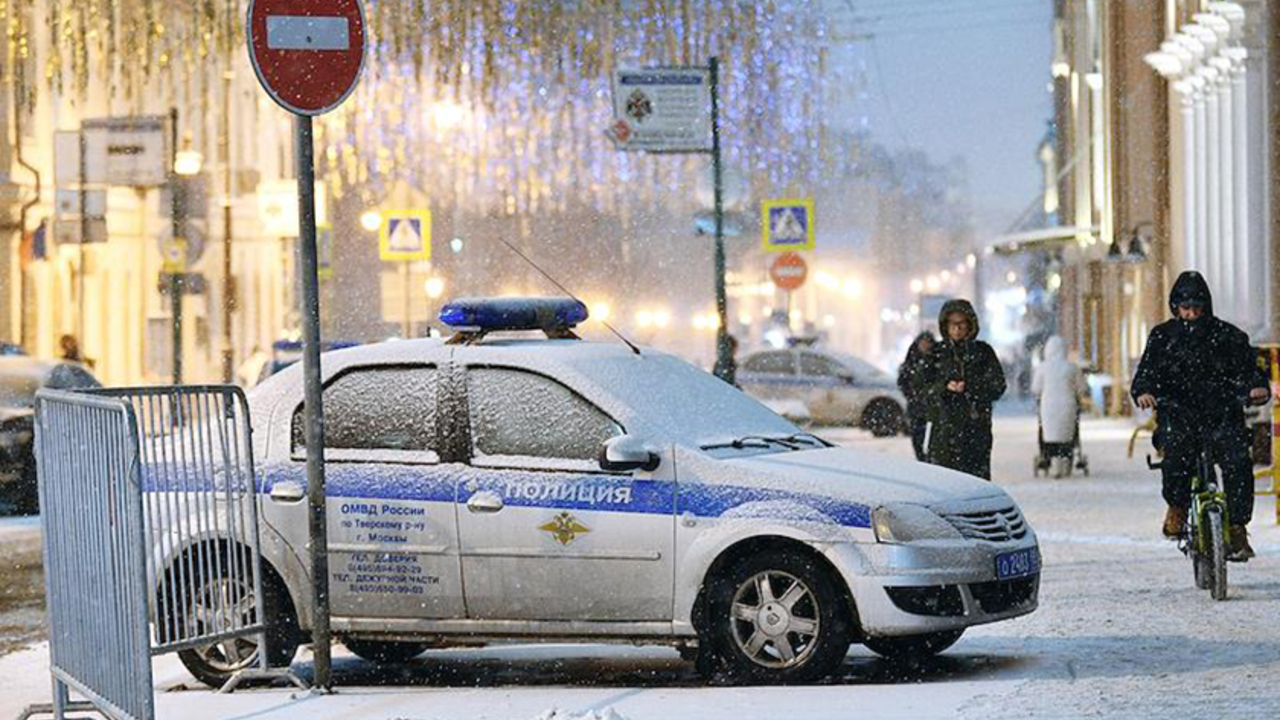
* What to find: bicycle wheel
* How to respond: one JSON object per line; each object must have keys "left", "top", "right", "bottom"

{"left": 1205, "top": 507, "right": 1228, "bottom": 601}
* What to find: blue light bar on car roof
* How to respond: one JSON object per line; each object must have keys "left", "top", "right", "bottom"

{"left": 438, "top": 297, "right": 589, "bottom": 332}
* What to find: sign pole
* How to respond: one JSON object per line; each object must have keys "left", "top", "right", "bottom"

{"left": 294, "top": 113, "right": 333, "bottom": 690}
{"left": 710, "top": 56, "right": 732, "bottom": 384}
{"left": 402, "top": 260, "right": 412, "bottom": 338}
{"left": 169, "top": 107, "right": 183, "bottom": 385}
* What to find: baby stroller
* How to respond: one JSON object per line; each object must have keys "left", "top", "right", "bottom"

{"left": 1033, "top": 410, "right": 1090, "bottom": 478}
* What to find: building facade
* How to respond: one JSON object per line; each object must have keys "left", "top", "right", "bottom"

{"left": 1052, "top": 0, "right": 1274, "bottom": 414}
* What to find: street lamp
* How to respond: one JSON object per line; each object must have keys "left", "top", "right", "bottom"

{"left": 360, "top": 210, "right": 382, "bottom": 232}
{"left": 174, "top": 150, "right": 203, "bottom": 177}
{"left": 424, "top": 276, "right": 445, "bottom": 299}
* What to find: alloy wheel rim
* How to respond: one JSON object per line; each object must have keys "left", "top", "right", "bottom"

{"left": 189, "top": 577, "right": 260, "bottom": 673}
{"left": 729, "top": 570, "right": 820, "bottom": 669}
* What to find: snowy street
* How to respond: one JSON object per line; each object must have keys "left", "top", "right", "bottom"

{"left": 1, "top": 410, "right": 1278, "bottom": 719}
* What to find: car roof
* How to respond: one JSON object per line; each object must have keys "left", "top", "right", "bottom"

{"left": 0, "top": 356, "right": 65, "bottom": 380}
{"left": 249, "top": 336, "right": 798, "bottom": 449}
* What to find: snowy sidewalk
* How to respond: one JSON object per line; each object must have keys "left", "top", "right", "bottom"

{"left": 2, "top": 413, "right": 1279, "bottom": 719}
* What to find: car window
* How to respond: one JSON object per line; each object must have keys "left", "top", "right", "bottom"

{"left": 292, "top": 366, "right": 438, "bottom": 454}
{"left": 800, "top": 353, "right": 846, "bottom": 379}
{"left": 467, "top": 367, "right": 621, "bottom": 462}
{"left": 742, "top": 351, "right": 796, "bottom": 375}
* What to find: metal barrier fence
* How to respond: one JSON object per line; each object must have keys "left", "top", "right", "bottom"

{"left": 32, "top": 386, "right": 303, "bottom": 720}
{"left": 98, "top": 386, "right": 268, "bottom": 656}
{"left": 35, "top": 390, "right": 153, "bottom": 720}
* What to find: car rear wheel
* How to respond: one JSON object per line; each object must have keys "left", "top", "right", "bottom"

{"left": 700, "top": 548, "right": 850, "bottom": 684}
{"left": 343, "top": 638, "right": 432, "bottom": 665}
{"left": 862, "top": 629, "right": 963, "bottom": 662}
{"left": 175, "top": 562, "right": 299, "bottom": 688}
{"left": 861, "top": 399, "right": 904, "bottom": 438}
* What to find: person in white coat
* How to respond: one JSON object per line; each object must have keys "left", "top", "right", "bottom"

{"left": 1032, "top": 336, "right": 1085, "bottom": 477}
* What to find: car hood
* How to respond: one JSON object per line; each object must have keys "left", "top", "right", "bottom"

{"left": 715, "top": 446, "right": 1007, "bottom": 509}
{"left": 0, "top": 407, "right": 33, "bottom": 425}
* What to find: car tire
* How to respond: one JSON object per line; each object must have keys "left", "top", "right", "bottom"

{"left": 699, "top": 548, "right": 851, "bottom": 684}
{"left": 343, "top": 638, "right": 431, "bottom": 665}
{"left": 14, "top": 463, "right": 38, "bottom": 515}
{"left": 862, "top": 629, "right": 963, "bottom": 662}
{"left": 861, "top": 399, "right": 904, "bottom": 438}
{"left": 176, "top": 560, "right": 300, "bottom": 688}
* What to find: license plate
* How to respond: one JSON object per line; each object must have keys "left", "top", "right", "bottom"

{"left": 995, "top": 547, "right": 1040, "bottom": 580}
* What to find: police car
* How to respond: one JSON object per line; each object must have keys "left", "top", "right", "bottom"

{"left": 183, "top": 297, "right": 1039, "bottom": 686}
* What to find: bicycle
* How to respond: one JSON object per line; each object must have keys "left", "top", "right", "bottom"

{"left": 1145, "top": 395, "right": 1264, "bottom": 601}
{"left": 1148, "top": 443, "right": 1229, "bottom": 600}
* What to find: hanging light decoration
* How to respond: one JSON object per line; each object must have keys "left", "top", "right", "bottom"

{"left": 26, "top": 0, "right": 845, "bottom": 218}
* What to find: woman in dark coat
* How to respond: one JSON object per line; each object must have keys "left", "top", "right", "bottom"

{"left": 922, "top": 299, "right": 1007, "bottom": 479}
{"left": 897, "top": 332, "right": 936, "bottom": 461}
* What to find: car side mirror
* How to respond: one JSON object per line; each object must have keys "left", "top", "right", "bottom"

{"left": 599, "top": 435, "right": 661, "bottom": 472}
{"left": 839, "top": 373, "right": 856, "bottom": 385}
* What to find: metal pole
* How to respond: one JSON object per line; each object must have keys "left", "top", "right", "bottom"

{"left": 402, "top": 261, "right": 411, "bottom": 338}
{"left": 294, "top": 114, "right": 332, "bottom": 690}
{"left": 709, "top": 56, "right": 732, "bottom": 384}
{"left": 221, "top": 67, "right": 235, "bottom": 383}
{"left": 77, "top": 128, "right": 86, "bottom": 352}
{"left": 169, "top": 107, "right": 183, "bottom": 385}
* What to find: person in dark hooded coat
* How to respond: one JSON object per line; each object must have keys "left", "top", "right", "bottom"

{"left": 1131, "top": 270, "right": 1268, "bottom": 561}
{"left": 897, "top": 332, "right": 936, "bottom": 461}
{"left": 921, "top": 299, "right": 1007, "bottom": 479}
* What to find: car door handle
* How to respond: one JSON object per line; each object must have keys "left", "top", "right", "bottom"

{"left": 268, "top": 481, "right": 305, "bottom": 503}
{"left": 466, "top": 491, "right": 504, "bottom": 514}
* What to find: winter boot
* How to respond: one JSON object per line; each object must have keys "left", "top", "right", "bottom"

{"left": 1162, "top": 506, "right": 1187, "bottom": 539}
{"left": 1227, "top": 525, "right": 1255, "bottom": 562}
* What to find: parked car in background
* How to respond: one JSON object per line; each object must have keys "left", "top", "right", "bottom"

{"left": 0, "top": 357, "right": 100, "bottom": 513}
{"left": 737, "top": 346, "right": 908, "bottom": 436}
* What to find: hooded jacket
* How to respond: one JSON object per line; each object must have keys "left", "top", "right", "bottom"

{"left": 1032, "top": 336, "right": 1085, "bottom": 443}
{"left": 897, "top": 332, "right": 935, "bottom": 419}
{"left": 921, "top": 299, "right": 1007, "bottom": 478}
{"left": 1130, "top": 271, "right": 1266, "bottom": 429}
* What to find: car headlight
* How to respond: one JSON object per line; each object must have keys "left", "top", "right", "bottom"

{"left": 871, "top": 504, "right": 963, "bottom": 543}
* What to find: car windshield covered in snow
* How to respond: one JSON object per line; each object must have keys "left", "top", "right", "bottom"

{"left": 568, "top": 352, "right": 824, "bottom": 455}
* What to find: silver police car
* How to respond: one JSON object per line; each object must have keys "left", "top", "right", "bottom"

{"left": 184, "top": 298, "right": 1039, "bottom": 686}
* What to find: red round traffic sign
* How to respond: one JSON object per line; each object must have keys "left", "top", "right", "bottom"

{"left": 769, "top": 252, "right": 808, "bottom": 291}
{"left": 247, "top": 0, "right": 366, "bottom": 116}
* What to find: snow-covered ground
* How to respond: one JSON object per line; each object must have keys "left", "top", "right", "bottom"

{"left": 2, "top": 412, "right": 1279, "bottom": 719}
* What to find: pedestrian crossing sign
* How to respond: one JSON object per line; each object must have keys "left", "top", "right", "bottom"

{"left": 379, "top": 209, "right": 432, "bottom": 261}
{"left": 761, "top": 198, "right": 815, "bottom": 252}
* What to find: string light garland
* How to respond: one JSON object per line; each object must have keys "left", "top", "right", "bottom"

{"left": 18, "top": 0, "right": 850, "bottom": 218}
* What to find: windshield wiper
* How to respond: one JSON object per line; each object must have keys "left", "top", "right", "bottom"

{"left": 703, "top": 435, "right": 801, "bottom": 451}
{"left": 781, "top": 432, "right": 832, "bottom": 448}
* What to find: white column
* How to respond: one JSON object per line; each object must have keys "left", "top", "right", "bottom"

{"left": 1192, "top": 73, "right": 1209, "bottom": 275}
{"left": 1175, "top": 79, "right": 1197, "bottom": 276}
{"left": 1202, "top": 66, "right": 1222, "bottom": 292}
{"left": 1228, "top": 48, "right": 1250, "bottom": 327}
{"left": 1212, "top": 56, "right": 1235, "bottom": 318}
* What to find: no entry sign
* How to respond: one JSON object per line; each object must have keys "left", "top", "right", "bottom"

{"left": 247, "top": 0, "right": 366, "bottom": 116}
{"left": 769, "top": 252, "right": 808, "bottom": 291}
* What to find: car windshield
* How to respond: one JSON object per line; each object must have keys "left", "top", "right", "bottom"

{"left": 0, "top": 374, "right": 40, "bottom": 409}
{"left": 577, "top": 353, "right": 804, "bottom": 453}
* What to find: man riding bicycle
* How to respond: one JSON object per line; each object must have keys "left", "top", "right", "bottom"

{"left": 1132, "top": 271, "right": 1268, "bottom": 562}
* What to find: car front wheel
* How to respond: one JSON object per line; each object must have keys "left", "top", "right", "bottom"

{"left": 700, "top": 548, "right": 851, "bottom": 683}
{"left": 862, "top": 629, "right": 963, "bottom": 662}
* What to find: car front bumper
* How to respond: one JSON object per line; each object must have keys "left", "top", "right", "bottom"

{"left": 825, "top": 537, "right": 1041, "bottom": 637}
